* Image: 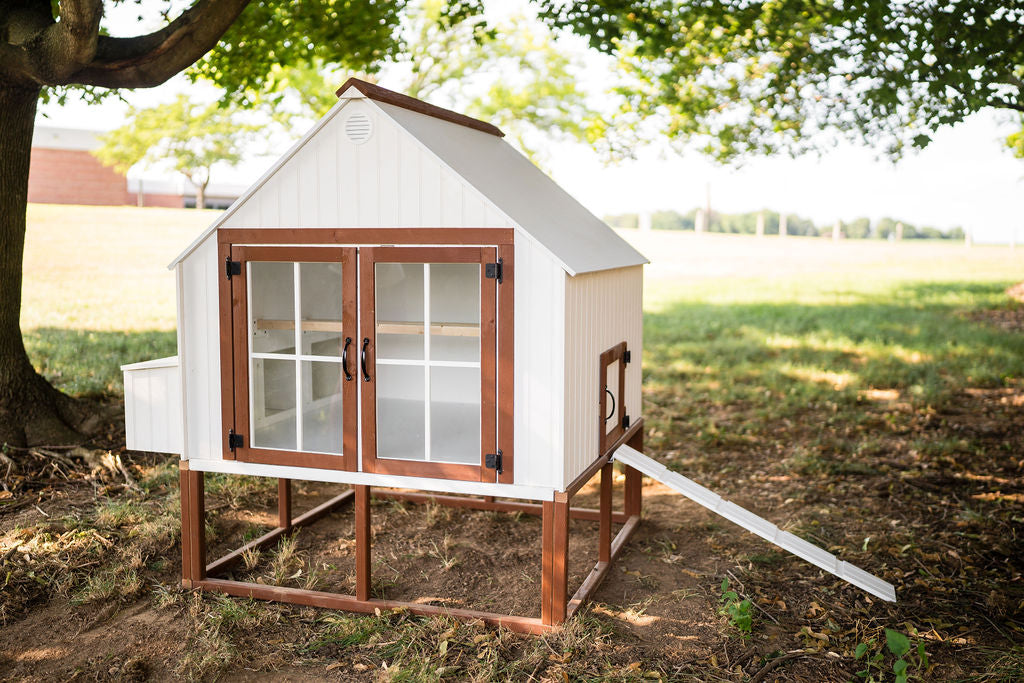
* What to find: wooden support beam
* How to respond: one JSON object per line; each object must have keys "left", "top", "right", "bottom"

{"left": 565, "top": 418, "right": 644, "bottom": 498}
{"left": 541, "top": 500, "right": 553, "bottom": 625}
{"left": 278, "top": 479, "right": 292, "bottom": 531}
{"left": 550, "top": 495, "right": 570, "bottom": 625}
{"left": 180, "top": 466, "right": 206, "bottom": 584}
{"left": 195, "top": 578, "right": 552, "bottom": 634}
{"left": 566, "top": 515, "right": 641, "bottom": 619}
{"left": 371, "top": 490, "right": 627, "bottom": 523}
{"left": 355, "top": 485, "right": 371, "bottom": 602}
{"left": 624, "top": 427, "right": 644, "bottom": 518}
{"left": 599, "top": 463, "right": 613, "bottom": 563}
{"left": 206, "top": 490, "right": 354, "bottom": 577}
{"left": 179, "top": 462, "right": 193, "bottom": 587}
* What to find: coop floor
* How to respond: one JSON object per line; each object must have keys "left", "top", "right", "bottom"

{"left": 205, "top": 482, "right": 614, "bottom": 618}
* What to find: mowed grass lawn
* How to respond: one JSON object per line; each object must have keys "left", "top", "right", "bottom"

{"left": 22, "top": 203, "right": 216, "bottom": 396}
{"left": 23, "top": 206, "right": 1022, "bottom": 406}
{"left": 10, "top": 205, "right": 1024, "bottom": 679}
{"left": 631, "top": 230, "right": 1024, "bottom": 419}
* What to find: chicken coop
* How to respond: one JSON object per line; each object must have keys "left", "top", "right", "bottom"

{"left": 122, "top": 78, "right": 648, "bottom": 631}
{"left": 123, "top": 78, "right": 894, "bottom": 633}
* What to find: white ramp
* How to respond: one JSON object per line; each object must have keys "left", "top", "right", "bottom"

{"left": 613, "top": 445, "right": 896, "bottom": 603}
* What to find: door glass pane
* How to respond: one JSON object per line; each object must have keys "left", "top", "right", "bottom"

{"left": 605, "top": 360, "right": 620, "bottom": 436}
{"left": 429, "top": 263, "right": 480, "bottom": 362}
{"left": 375, "top": 263, "right": 425, "bottom": 360}
{"left": 430, "top": 366, "right": 480, "bottom": 464}
{"left": 252, "top": 358, "right": 296, "bottom": 450}
{"left": 251, "top": 262, "right": 295, "bottom": 354}
{"left": 376, "top": 364, "right": 425, "bottom": 461}
{"left": 301, "top": 360, "right": 342, "bottom": 454}
{"left": 300, "top": 262, "right": 344, "bottom": 356}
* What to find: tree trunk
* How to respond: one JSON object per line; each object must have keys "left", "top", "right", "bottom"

{"left": 196, "top": 182, "right": 206, "bottom": 210}
{"left": 0, "top": 83, "right": 89, "bottom": 448}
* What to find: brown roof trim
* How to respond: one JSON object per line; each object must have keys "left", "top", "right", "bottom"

{"left": 335, "top": 77, "right": 505, "bottom": 138}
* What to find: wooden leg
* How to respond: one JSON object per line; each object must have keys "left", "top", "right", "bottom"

{"left": 541, "top": 500, "right": 553, "bottom": 625}
{"left": 625, "top": 428, "right": 643, "bottom": 518}
{"left": 551, "top": 494, "right": 570, "bottom": 625}
{"left": 180, "top": 462, "right": 192, "bottom": 586}
{"left": 180, "top": 464, "right": 206, "bottom": 585}
{"left": 355, "top": 485, "right": 371, "bottom": 602}
{"left": 599, "top": 462, "right": 613, "bottom": 563}
{"left": 278, "top": 479, "right": 292, "bottom": 531}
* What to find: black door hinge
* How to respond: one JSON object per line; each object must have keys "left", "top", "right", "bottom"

{"left": 485, "top": 450, "right": 503, "bottom": 474}
{"left": 228, "top": 430, "right": 244, "bottom": 452}
{"left": 225, "top": 257, "right": 241, "bottom": 279}
{"left": 622, "top": 414, "right": 630, "bottom": 430}
{"left": 484, "top": 258, "right": 503, "bottom": 284}
{"left": 623, "top": 349, "right": 631, "bottom": 364}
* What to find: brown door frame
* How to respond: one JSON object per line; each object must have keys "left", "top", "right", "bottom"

{"left": 220, "top": 245, "right": 359, "bottom": 471}
{"left": 217, "top": 228, "right": 514, "bottom": 483}
{"left": 359, "top": 246, "right": 497, "bottom": 482}
{"left": 599, "top": 341, "right": 628, "bottom": 455}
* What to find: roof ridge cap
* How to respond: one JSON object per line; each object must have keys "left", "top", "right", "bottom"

{"left": 334, "top": 77, "right": 504, "bottom": 138}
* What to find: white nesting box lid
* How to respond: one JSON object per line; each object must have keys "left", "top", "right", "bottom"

{"left": 169, "top": 78, "right": 647, "bottom": 275}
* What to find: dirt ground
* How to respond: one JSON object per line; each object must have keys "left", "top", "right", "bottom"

{"left": 2, "top": 383, "right": 1023, "bottom": 681}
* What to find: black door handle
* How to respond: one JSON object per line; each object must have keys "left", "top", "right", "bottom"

{"left": 605, "top": 387, "right": 616, "bottom": 421}
{"left": 361, "top": 337, "right": 371, "bottom": 382}
{"left": 341, "top": 337, "right": 353, "bottom": 381}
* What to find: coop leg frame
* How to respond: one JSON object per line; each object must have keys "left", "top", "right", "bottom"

{"left": 178, "top": 422, "right": 644, "bottom": 634}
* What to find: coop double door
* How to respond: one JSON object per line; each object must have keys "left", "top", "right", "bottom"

{"left": 224, "top": 245, "right": 497, "bottom": 482}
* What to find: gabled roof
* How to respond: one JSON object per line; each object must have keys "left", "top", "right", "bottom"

{"left": 171, "top": 79, "right": 647, "bottom": 275}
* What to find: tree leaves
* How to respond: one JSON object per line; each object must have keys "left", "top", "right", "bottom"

{"left": 538, "top": 0, "right": 1024, "bottom": 162}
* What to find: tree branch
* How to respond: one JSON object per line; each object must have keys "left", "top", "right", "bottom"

{"left": 987, "top": 97, "right": 1024, "bottom": 113}
{"left": 65, "top": 0, "right": 251, "bottom": 88}
{"left": 0, "top": 0, "right": 103, "bottom": 84}
{"left": 48, "top": 0, "right": 104, "bottom": 75}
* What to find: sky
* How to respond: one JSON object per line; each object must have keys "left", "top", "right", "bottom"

{"left": 34, "top": 3, "right": 1024, "bottom": 245}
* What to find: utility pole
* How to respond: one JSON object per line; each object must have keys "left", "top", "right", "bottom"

{"left": 779, "top": 213, "right": 787, "bottom": 238}
{"left": 705, "top": 182, "right": 712, "bottom": 233}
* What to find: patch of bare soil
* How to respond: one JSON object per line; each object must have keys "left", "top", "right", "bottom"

{"left": 1007, "top": 281, "right": 1024, "bottom": 303}
{"left": 967, "top": 282, "right": 1024, "bottom": 331}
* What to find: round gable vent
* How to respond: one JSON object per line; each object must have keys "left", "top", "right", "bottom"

{"left": 345, "top": 112, "right": 373, "bottom": 144}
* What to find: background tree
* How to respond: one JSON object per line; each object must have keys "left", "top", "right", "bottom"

{"left": 540, "top": 1, "right": 1024, "bottom": 162}
{"left": 260, "top": 0, "right": 598, "bottom": 164}
{"left": 93, "top": 95, "right": 258, "bottom": 210}
{"left": 0, "top": 0, "right": 405, "bottom": 448}
{"left": 1007, "top": 119, "right": 1024, "bottom": 159}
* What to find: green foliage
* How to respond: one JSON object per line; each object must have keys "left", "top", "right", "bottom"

{"left": 717, "top": 578, "right": 753, "bottom": 637}
{"left": 261, "top": 0, "right": 597, "bottom": 164}
{"left": 187, "top": 0, "right": 406, "bottom": 106}
{"left": 1007, "top": 118, "right": 1024, "bottom": 159}
{"left": 93, "top": 95, "right": 259, "bottom": 203}
{"left": 540, "top": 1, "right": 1024, "bottom": 162}
{"left": 855, "top": 629, "right": 929, "bottom": 683}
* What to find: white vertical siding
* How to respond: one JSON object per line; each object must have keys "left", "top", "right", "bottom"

{"left": 220, "top": 99, "right": 512, "bottom": 230}
{"left": 122, "top": 359, "right": 183, "bottom": 454}
{"left": 513, "top": 236, "right": 565, "bottom": 489}
{"left": 180, "top": 234, "right": 222, "bottom": 461}
{"left": 563, "top": 265, "right": 643, "bottom": 485}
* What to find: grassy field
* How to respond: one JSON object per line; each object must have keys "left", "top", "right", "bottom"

{"left": 21, "top": 204, "right": 212, "bottom": 396}
{"left": 3, "top": 206, "right": 1024, "bottom": 681}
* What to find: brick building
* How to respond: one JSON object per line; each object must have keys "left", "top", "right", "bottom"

{"left": 28, "top": 126, "right": 242, "bottom": 209}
